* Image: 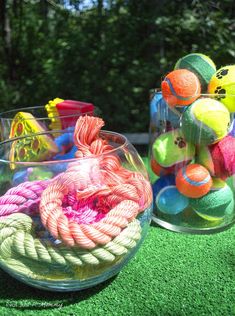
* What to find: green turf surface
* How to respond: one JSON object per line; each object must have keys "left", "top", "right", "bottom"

{"left": 0, "top": 157, "right": 234, "bottom": 315}
{"left": 0, "top": 222, "right": 234, "bottom": 316}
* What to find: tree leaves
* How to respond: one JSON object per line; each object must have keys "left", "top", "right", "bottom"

{"left": 0, "top": 0, "right": 234, "bottom": 132}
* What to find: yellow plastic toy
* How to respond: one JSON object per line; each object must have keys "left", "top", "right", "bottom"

{"left": 9, "top": 112, "right": 58, "bottom": 166}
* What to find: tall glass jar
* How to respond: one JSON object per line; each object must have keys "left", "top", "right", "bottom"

{"left": 149, "top": 89, "right": 235, "bottom": 233}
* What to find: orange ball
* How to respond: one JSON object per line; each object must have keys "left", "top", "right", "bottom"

{"left": 176, "top": 164, "right": 212, "bottom": 198}
{"left": 161, "top": 69, "right": 201, "bottom": 107}
{"left": 151, "top": 158, "right": 174, "bottom": 176}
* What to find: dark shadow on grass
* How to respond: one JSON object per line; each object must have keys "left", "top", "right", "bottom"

{"left": 0, "top": 269, "right": 118, "bottom": 310}
{"left": 219, "top": 250, "right": 235, "bottom": 272}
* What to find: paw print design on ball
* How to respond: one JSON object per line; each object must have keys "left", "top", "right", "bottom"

{"left": 208, "top": 65, "right": 235, "bottom": 112}
{"left": 152, "top": 128, "right": 195, "bottom": 169}
{"left": 214, "top": 86, "right": 226, "bottom": 100}
{"left": 174, "top": 136, "right": 186, "bottom": 149}
{"left": 216, "top": 68, "right": 229, "bottom": 79}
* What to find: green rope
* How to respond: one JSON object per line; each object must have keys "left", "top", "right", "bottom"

{"left": 0, "top": 213, "right": 141, "bottom": 279}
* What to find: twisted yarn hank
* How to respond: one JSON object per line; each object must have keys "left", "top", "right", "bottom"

{"left": 40, "top": 116, "right": 152, "bottom": 248}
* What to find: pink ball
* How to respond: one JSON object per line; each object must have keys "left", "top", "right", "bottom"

{"left": 197, "top": 135, "right": 235, "bottom": 179}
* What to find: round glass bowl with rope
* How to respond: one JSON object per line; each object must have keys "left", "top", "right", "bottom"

{"left": 0, "top": 116, "right": 152, "bottom": 291}
{"left": 149, "top": 89, "right": 235, "bottom": 234}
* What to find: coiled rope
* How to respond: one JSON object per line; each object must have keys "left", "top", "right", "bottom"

{"left": 0, "top": 213, "right": 141, "bottom": 266}
{"left": 39, "top": 116, "right": 152, "bottom": 248}
{"left": 0, "top": 180, "right": 49, "bottom": 218}
{"left": 0, "top": 116, "right": 152, "bottom": 279}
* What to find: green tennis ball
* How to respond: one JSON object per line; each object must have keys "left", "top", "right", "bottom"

{"left": 175, "top": 53, "right": 216, "bottom": 92}
{"left": 208, "top": 65, "right": 235, "bottom": 112}
{"left": 152, "top": 128, "right": 195, "bottom": 168}
{"left": 190, "top": 178, "right": 234, "bottom": 221}
{"left": 196, "top": 145, "right": 215, "bottom": 175}
{"left": 181, "top": 98, "right": 230, "bottom": 145}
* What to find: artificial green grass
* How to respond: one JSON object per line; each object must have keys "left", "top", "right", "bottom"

{"left": 0, "top": 157, "right": 234, "bottom": 315}
{"left": 0, "top": 222, "right": 234, "bottom": 316}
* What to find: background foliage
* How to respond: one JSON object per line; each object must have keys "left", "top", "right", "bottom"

{"left": 0, "top": 0, "right": 235, "bottom": 132}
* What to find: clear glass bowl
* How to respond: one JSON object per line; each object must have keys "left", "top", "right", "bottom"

{"left": 0, "top": 130, "right": 152, "bottom": 291}
{"left": 149, "top": 90, "right": 235, "bottom": 234}
{"left": 0, "top": 101, "right": 96, "bottom": 141}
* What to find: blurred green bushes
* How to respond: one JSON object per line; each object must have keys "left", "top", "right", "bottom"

{"left": 0, "top": 0, "right": 235, "bottom": 132}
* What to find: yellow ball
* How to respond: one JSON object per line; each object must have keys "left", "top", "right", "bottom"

{"left": 181, "top": 98, "right": 230, "bottom": 145}
{"left": 208, "top": 65, "right": 235, "bottom": 112}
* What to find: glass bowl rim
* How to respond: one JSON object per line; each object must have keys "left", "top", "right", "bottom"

{"left": 0, "top": 105, "right": 95, "bottom": 121}
{"left": 0, "top": 129, "right": 129, "bottom": 166}
{"left": 149, "top": 88, "right": 235, "bottom": 97}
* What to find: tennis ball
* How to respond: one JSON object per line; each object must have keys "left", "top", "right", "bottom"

{"left": 175, "top": 53, "right": 216, "bottom": 92}
{"left": 190, "top": 178, "right": 234, "bottom": 221}
{"left": 152, "top": 128, "right": 195, "bottom": 168}
{"left": 176, "top": 163, "right": 212, "bottom": 198}
{"left": 150, "top": 92, "right": 185, "bottom": 132}
{"left": 150, "top": 158, "right": 175, "bottom": 177}
{"left": 197, "top": 135, "right": 235, "bottom": 179}
{"left": 208, "top": 65, "right": 235, "bottom": 112}
{"left": 161, "top": 69, "right": 201, "bottom": 107}
{"left": 150, "top": 91, "right": 162, "bottom": 120}
{"left": 153, "top": 175, "right": 189, "bottom": 215}
{"left": 181, "top": 98, "right": 230, "bottom": 145}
